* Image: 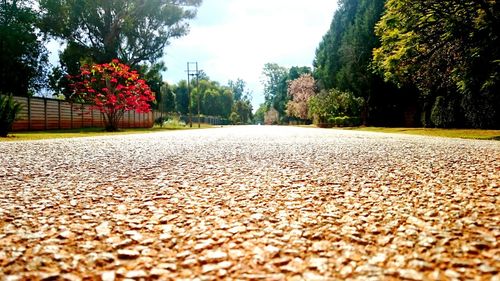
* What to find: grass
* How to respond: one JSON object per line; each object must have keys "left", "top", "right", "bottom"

{"left": 0, "top": 124, "right": 215, "bottom": 142}
{"left": 343, "top": 127, "right": 500, "bottom": 140}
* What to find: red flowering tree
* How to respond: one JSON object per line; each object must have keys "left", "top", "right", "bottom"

{"left": 70, "top": 59, "right": 155, "bottom": 131}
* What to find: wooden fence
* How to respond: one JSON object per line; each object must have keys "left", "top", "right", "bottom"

{"left": 8, "top": 96, "right": 154, "bottom": 131}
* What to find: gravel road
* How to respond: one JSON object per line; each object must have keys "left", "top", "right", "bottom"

{"left": 0, "top": 126, "right": 499, "bottom": 280}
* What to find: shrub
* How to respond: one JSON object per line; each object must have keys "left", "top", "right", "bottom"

{"left": 308, "top": 89, "right": 364, "bottom": 125}
{"left": 155, "top": 116, "right": 168, "bottom": 127}
{"left": 0, "top": 94, "right": 23, "bottom": 137}
{"left": 328, "top": 116, "right": 362, "bottom": 127}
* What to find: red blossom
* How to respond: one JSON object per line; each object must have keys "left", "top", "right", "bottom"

{"left": 68, "top": 59, "right": 155, "bottom": 130}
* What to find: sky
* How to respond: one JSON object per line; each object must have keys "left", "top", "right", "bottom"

{"left": 162, "top": 0, "right": 339, "bottom": 110}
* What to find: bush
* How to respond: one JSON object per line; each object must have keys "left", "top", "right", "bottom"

{"left": 0, "top": 95, "right": 23, "bottom": 137}
{"left": 155, "top": 116, "right": 168, "bottom": 127}
{"left": 308, "top": 89, "right": 364, "bottom": 125}
{"left": 431, "top": 96, "right": 458, "bottom": 128}
{"left": 328, "top": 116, "right": 362, "bottom": 127}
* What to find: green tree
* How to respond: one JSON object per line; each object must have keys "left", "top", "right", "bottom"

{"left": 308, "top": 89, "right": 364, "bottom": 124}
{"left": 313, "top": 0, "right": 416, "bottom": 126}
{"left": 0, "top": 94, "right": 23, "bottom": 137}
{"left": 231, "top": 99, "right": 253, "bottom": 124}
{"left": 0, "top": 0, "right": 48, "bottom": 96}
{"left": 253, "top": 104, "right": 268, "bottom": 125}
{"left": 261, "top": 64, "right": 311, "bottom": 122}
{"left": 228, "top": 78, "right": 246, "bottom": 101}
{"left": 173, "top": 80, "right": 190, "bottom": 115}
{"left": 159, "top": 82, "right": 176, "bottom": 113}
{"left": 373, "top": 0, "right": 500, "bottom": 128}
{"left": 40, "top": 0, "right": 202, "bottom": 96}
{"left": 40, "top": 0, "right": 201, "bottom": 65}
{"left": 261, "top": 63, "right": 288, "bottom": 117}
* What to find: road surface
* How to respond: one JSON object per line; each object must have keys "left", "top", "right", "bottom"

{"left": 0, "top": 126, "right": 498, "bottom": 280}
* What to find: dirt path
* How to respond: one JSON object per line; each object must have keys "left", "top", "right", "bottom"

{"left": 0, "top": 126, "right": 498, "bottom": 280}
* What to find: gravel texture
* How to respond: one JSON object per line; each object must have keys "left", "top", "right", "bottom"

{"left": 0, "top": 126, "right": 499, "bottom": 280}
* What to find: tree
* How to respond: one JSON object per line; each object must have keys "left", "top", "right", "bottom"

{"left": 0, "top": 0, "right": 48, "bottom": 96}
{"left": 69, "top": 59, "right": 155, "bottom": 131}
{"left": 308, "top": 89, "right": 364, "bottom": 124}
{"left": 159, "top": 82, "right": 176, "bottom": 113}
{"left": 261, "top": 63, "right": 288, "bottom": 118}
{"left": 173, "top": 80, "right": 189, "bottom": 115}
{"left": 0, "top": 94, "right": 23, "bottom": 137}
{"left": 231, "top": 99, "right": 253, "bottom": 124}
{"left": 253, "top": 104, "right": 268, "bottom": 125}
{"left": 40, "top": 0, "right": 202, "bottom": 96}
{"left": 286, "top": 74, "right": 316, "bottom": 120}
{"left": 373, "top": 0, "right": 500, "bottom": 128}
{"left": 40, "top": 0, "right": 201, "bottom": 65}
{"left": 313, "top": 0, "right": 416, "bottom": 126}
{"left": 228, "top": 79, "right": 246, "bottom": 101}
{"left": 261, "top": 64, "right": 311, "bottom": 122}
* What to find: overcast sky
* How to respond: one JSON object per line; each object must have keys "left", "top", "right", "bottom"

{"left": 162, "top": 0, "right": 339, "bottom": 109}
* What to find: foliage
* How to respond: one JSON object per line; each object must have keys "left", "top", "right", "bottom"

{"left": 329, "top": 116, "right": 362, "bottom": 127}
{"left": 40, "top": 0, "right": 201, "bottom": 66}
{"left": 373, "top": 0, "right": 500, "bottom": 128}
{"left": 173, "top": 80, "right": 190, "bottom": 115}
{"left": 40, "top": 0, "right": 201, "bottom": 96}
{"left": 313, "top": 0, "right": 415, "bottom": 126}
{"left": 253, "top": 104, "right": 268, "bottom": 125}
{"left": 69, "top": 59, "right": 155, "bottom": 131}
{"left": 231, "top": 99, "right": 253, "bottom": 124}
{"left": 286, "top": 74, "right": 316, "bottom": 120}
{"left": 0, "top": 0, "right": 48, "bottom": 96}
{"left": 261, "top": 63, "right": 311, "bottom": 122}
{"left": 229, "top": 112, "right": 240, "bottom": 125}
{"left": 228, "top": 79, "right": 246, "bottom": 102}
{"left": 261, "top": 63, "right": 288, "bottom": 117}
{"left": 0, "top": 94, "right": 23, "bottom": 137}
{"left": 159, "top": 83, "right": 176, "bottom": 113}
{"left": 308, "top": 89, "right": 364, "bottom": 125}
{"left": 171, "top": 78, "right": 234, "bottom": 119}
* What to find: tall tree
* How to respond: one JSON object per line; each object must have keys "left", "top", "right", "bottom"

{"left": 373, "top": 0, "right": 500, "bottom": 128}
{"left": 313, "top": 0, "right": 416, "bottom": 126}
{"left": 228, "top": 78, "right": 246, "bottom": 101}
{"left": 159, "top": 82, "right": 176, "bottom": 113}
{"left": 40, "top": 0, "right": 202, "bottom": 96}
{"left": 40, "top": 0, "right": 201, "bottom": 66}
{"left": 0, "top": 0, "right": 48, "bottom": 96}
{"left": 261, "top": 63, "right": 288, "bottom": 115}
{"left": 173, "top": 80, "right": 189, "bottom": 115}
{"left": 261, "top": 64, "right": 311, "bottom": 121}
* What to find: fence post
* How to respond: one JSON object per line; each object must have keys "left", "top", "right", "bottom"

{"left": 27, "top": 96, "right": 31, "bottom": 130}
{"left": 81, "top": 105, "right": 84, "bottom": 128}
{"left": 58, "top": 100, "right": 61, "bottom": 129}
{"left": 44, "top": 98, "right": 48, "bottom": 130}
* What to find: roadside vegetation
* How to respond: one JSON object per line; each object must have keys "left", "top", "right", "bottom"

{"left": 0, "top": 124, "right": 214, "bottom": 142}
{"left": 345, "top": 127, "right": 500, "bottom": 140}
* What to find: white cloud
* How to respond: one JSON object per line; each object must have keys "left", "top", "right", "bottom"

{"left": 163, "top": 0, "right": 339, "bottom": 109}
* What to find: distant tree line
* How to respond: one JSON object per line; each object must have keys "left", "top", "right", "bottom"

{"left": 258, "top": 0, "right": 499, "bottom": 128}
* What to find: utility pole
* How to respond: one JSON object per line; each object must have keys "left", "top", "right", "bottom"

{"left": 186, "top": 62, "right": 201, "bottom": 128}
{"left": 195, "top": 62, "right": 200, "bottom": 128}
{"left": 186, "top": 62, "right": 192, "bottom": 127}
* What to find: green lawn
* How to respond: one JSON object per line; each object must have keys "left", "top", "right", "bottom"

{"left": 344, "top": 127, "right": 500, "bottom": 140}
{"left": 0, "top": 124, "right": 215, "bottom": 142}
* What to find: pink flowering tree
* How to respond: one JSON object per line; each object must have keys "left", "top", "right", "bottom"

{"left": 69, "top": 59, "right": 155, "bottom": 131}
{"left": 286, "top": 74, "right": 316, "bottom": 120}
